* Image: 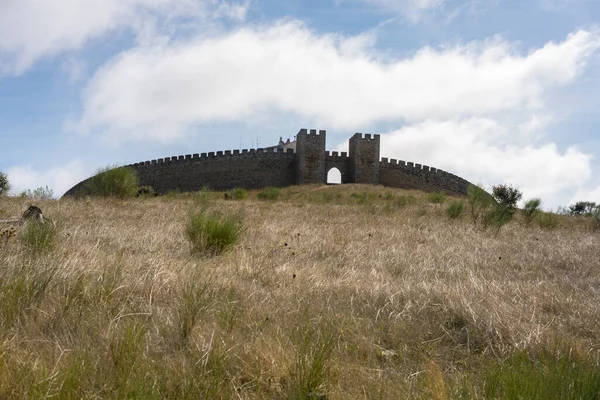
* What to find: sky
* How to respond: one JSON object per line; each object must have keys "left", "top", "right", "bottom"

{"left": 0, "top": 0, "right": 599, "bottom": 209}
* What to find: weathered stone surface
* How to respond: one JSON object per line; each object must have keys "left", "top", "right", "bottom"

{"left": 63, "top": 129, "right": 472, "bottom": 197}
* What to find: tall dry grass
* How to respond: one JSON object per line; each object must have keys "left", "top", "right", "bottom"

{"left": 0, "top": 184, "right": 599, "bottom": 399}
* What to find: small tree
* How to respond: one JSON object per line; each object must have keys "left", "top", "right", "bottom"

{"left": 0, "top": 171, "right": 10, "bottom": 196}
{"left": 492, "top": 184, "right": 523, "bottom": 209}
{"left": 569, "top": 201, "right": 597, "bottom": 216}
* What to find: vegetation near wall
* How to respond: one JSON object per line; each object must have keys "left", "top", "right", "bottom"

{"left": 1, "top": 184, "right": 599, "bottom": 398}
{"left": 84, "top": 165, "right": 139, "bottom": 198}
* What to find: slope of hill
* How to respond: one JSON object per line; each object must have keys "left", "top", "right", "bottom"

{"left": 1, "top": 184, "right": 599, "bottom": 399}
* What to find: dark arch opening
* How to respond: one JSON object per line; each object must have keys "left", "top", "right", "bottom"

{"left": 327, "top": 168, "right": 342, "bottom": 185}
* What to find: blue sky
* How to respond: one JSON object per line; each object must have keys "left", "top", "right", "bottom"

{"left": 1, "top": 0, "right": 599, "bottom": 208}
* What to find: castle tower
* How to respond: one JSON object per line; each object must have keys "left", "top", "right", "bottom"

{"left": 296, "top": 129, "right": 327, "bottom": 185}
{"left": 349, "top": 133, "right": 380, "bottom": 184}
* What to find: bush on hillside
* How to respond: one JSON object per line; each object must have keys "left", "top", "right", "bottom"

{"left": 569, "top": 201, "right": 598, "bottom": 216}
{"left": 225, "top": 188, "right": 248, "bottom": 200}
{"left": 19, "top": 186, "right": 54, "bottom": 200}
{"left": 85, "top": 166, "right": 139, "bottom": 198}
{"left": 469, "top": 184, "right": 524, "bottom": 234}
{"left": 0, "top": 171, "right": 9, "bottom": 196}
{"left": 186, "top": 209, "right": 244, "bottom": 255}
{"left": 446, "top": 201, "right": 464, "bottom": 219}
{"left": 522, "top": 198, "right": 542, "bottom": 225}
{"left": 492, "top": 184, "right": 523, "bottom": 209}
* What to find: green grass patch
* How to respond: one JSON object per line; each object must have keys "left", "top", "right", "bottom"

{"left": 446, "top": 201, "right": 465, "bottom": 219}
{"left": 428, "top": 191, "right": 447, "bottom": 204}
{"left": 85, "top": 165, "right": 139, "bottom": 198}
{"left": 287, "top": 317, "right": 337, "bottom": 399}
{"left": 258, "top": 187, "right": 280, "bottom": 201}
{"left": 395, "top": 195, "right": 417, "bottom": 207}
{"left": 225, "top": 188, "right": 248, "bottom": 200}
{"left": 484, "top": 347, "right": 600, "bottom": 399}
{"left": 0, "top": 261, "right": 57, "bottom": 329}
{"left": 351, "top": 191, "right": 376, "bottom": 205}
{"left": 20, "top": 220, "right": 58, "bottom": 253}
{"left": 186, "top": 209, "right": 244, "bottom": 255}
{"left": 309, "top": 191, "right": 340, "bottom": 204}
{"left": 535, "top": 211, "right": 560, "bottom": 229}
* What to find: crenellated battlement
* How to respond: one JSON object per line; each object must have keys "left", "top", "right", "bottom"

{"left": 350, "top": 132, "right": 380, "bottom": 142}
{"left": 326, "top": 151, "right": 348, "bottom": 158}
{"left": 298, "top": 128, "right": 326, "bottom": 137}
{"left": 127, "top": 146, "right": 296, "bottom": 168}
{"left": 63, "top": 127, "right": 472, "bottom": 197}
{"left": 378, "top": 157, "right": 470, "bottom": 195}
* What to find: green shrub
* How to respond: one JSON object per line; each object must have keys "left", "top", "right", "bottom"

{"left": 488, "top": 205, "right": 515, "bottom": 235}
{"left": 569, "top": 201, "right": 597, "bottom": 216}
{"left": 19, "top": 186, "right": 54, "bottom": 200}
{"left": 20, "top": 220, "right": 58, "bottom": 253}
{"left": 468, "top": 185, "right": 496, "bottom": 225}
{"left": 522, "top": 198, "right": 542, "bottom": 225}
{"left": 136, "top": 186, "right": 156, "bottom": 197}
{"left": 258, "top": 187, "right": 280, "bottom": 201}
{"left": 484, "top": 347, "right": 600, "bottom": 399}
{"left": 492, "top": 184, "right": 523, "bottom": 209}
{"left": 186, "top": 209, "right": 243, "bottom": 255}
{"left": 535, "top": 212, "right": 560, "bottom": 229}
{"left": 428, "top": 191, "right": 447, "bottom": 204}
{"left": 384, "top": 192, "right": 394, "bottom": 201}
{"left": 396, "top": 195, "right": 416, "bottom": 208}
{"left": 85, "top": 166, "right": 139, "bottom": 198}
{"left": 225, "top": 188, "right": 248, "bottom": 200}
{"left": 0, "top": 171, "right": 9, "bottom": 196}
{"left": 446, "top": 201, "right": 464, "bottom": 219}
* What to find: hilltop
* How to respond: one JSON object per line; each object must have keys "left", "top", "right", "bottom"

{"left": 1, "top": 184, "right": 599, "bottom": 399}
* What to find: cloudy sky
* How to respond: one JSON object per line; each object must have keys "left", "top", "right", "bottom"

{"left": 1, "top": 0, "right": 599, "bottom": 208}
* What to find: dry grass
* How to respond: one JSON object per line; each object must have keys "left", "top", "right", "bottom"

{"left": 0, "top": 184, "right": 599, "bottom": 399}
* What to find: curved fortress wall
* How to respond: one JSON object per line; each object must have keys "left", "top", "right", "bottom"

{"left": 63, "top": 129, "right": 472, "bottom": 197}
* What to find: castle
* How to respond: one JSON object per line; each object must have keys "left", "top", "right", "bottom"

{"left": 63, "top": 129, "right": 472, "bottom": 197}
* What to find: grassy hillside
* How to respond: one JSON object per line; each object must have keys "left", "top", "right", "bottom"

{"left": 1, "top": 184, "right": 599, "bottom": 399}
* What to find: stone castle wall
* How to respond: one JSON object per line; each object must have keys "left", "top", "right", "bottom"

{"left": 63, "top": 129, "right": 473, "bottom": 197}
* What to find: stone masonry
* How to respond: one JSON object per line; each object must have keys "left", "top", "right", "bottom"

{"left": 63, "top": 129, "right": 472, "bottom": 197}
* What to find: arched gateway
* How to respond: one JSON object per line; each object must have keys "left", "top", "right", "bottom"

{"left": 63, "top": 129, "right": 472, "bottom": 197}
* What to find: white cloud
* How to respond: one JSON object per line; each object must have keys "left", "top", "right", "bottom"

{"left": 72, "top": 24, "right": 600, "bottom": 144}
{"left": 378, "top": 118, "right": 592, "bottom": 207}
{"left": 0, "top": 0, "right": 249, "bottom": 75}
{"left": 6, "top": 160, "right": 88, "bottom": 197}
{"left": 570, "top": 184, "right": 600, "bottom": 205}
